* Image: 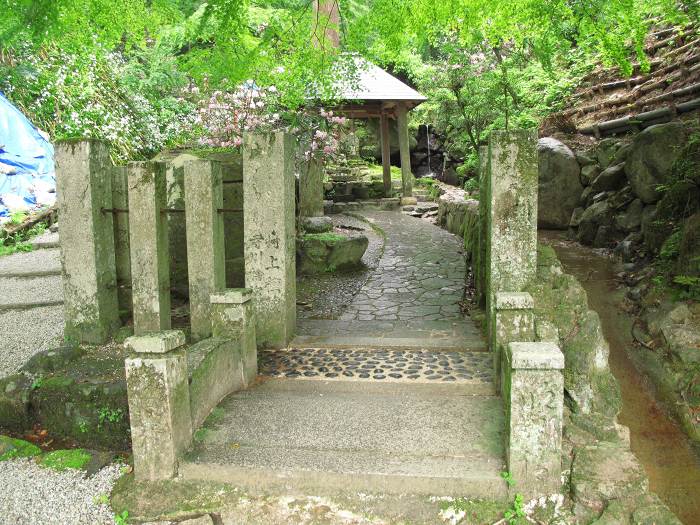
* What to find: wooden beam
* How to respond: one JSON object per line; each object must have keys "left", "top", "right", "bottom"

{"left": 396, "top": 103, "right": 413, "bottom": 197}
{"left": 380, "top": 113, "right": 392, "bottom": 197}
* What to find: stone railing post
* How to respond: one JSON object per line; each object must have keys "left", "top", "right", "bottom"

{"left": 55, "top": 139, "right": 120, "bottom": 344}
{"left": 111, "top": 166, "right": 132, "bottom": 314}
{"left": 125, "top": 330, "right": 192, "bottom": 480}
{"left": 494, "top": 292, "right": 535, "bottom": 391}
{"left": 476, "top": 144, "right": 489, "bottom": 306}
{"left": 127, "top": 161, "right": 171, "bottom": 334}
{"left": 243, "top": 132, "right": 296, "bottom": 348}
{"left": 211, "top": 289, "right": 257, "bottom": 386}
{"left": 485, "top": 130, "right": 538, "bottom": 353}
{"left": 299, "top": 157, "right": 324, "bottom": 218}
{"left": 184, "top": 159, "right": 226, "bottom": 341}
{"left": 505, "top": 342, "right": 564, "bottom": 496}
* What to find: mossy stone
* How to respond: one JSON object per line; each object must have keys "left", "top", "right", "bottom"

{"left": 0, "top": 435, "right": 41, "bottom": 461}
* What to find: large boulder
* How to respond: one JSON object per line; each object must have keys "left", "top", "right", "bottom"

{"left": 297, "top": 233, "right": 368, "bottom": 274}
{"left": 590, "top": 163, "right": 627, "bottom": 194}
{"left": 538, "top": 137, "right": 584, "bottom": 229}
{"left": 624, "top": 122, "right": 688, "bottom": 204}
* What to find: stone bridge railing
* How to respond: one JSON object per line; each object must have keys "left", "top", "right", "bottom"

{"left": 439, "top": 131, "right": 566, "bottom": 496}
{"left": 55, "top": 133, "right": 298, "bottom": 479}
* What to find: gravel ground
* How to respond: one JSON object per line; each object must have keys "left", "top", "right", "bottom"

{"left": 0, "top": 459, "right": 122, "bottom": 525}
{"left": 0, "top": 305, "right": 64, "bottom": 377}
{"left": 0, "top": 248, "right": 61, "bottom": 276}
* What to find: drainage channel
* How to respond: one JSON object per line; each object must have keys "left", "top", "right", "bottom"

{"left": 541, "top": 231, "right": 700, "bottom": 525}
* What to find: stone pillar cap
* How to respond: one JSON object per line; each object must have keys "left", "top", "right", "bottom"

{"left": 210, "top": 288, "right": 253, "bottom": 305}
{"left": 125, "top": 330, "right": 186, "bottom": 354}
{"left": 495, "top": 292, "right": 534, "bottom": 310}
{"left": 508, "top": 342, "right": 565, "bottom": 370}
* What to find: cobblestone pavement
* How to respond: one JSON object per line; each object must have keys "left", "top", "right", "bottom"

{"left": 259, "top": 347, "right": 492, "bottom": 383}
{"left": 339, "top": 210, "right": 466, "bottom": 322}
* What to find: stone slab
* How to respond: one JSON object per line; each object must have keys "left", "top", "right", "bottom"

{"left": 210, "top": 289, "right": 252, "bottom": 305}
{"left": 495, "top": 292, "right": 534, "bottom": 310}
{"left": 125, "top": 330, "right": 186, "bottom": 354}
{"left": 509, "top": 342, "right": 565, "bottom": 370}
{"left": 181, "top": 379, "right": 507, "bottom": 497}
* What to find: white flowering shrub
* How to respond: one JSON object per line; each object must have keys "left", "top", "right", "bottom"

{"left": 1, "top": 44, "right": 197, "bottom": 161}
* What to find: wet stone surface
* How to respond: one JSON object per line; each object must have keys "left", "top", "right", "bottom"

{"left": 259, "top": 348, "right": 492, "bottom": 383}
{"left": 339, "top": 211, "right": 466, "bottom": 322}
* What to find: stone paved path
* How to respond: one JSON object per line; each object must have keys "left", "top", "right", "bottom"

{"left": 339, "top": 210, "right": 466, "bottom": 322}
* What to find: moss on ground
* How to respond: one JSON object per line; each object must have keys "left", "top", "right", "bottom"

{"left": 302, "top": 232, "right": 346, "bottom": 243}
{"left": 0, "top": 435, "right": 42, "bottom": 461}
{"left": 39, "top": 449, "right": 93, "bottom": 471}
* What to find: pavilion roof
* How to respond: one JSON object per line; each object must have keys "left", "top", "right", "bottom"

{"left": 333, "top": 55, "right": 426, "bottom": 115}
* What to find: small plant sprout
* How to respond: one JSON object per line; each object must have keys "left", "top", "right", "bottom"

{"left": 501, "top": 471, "right": 515, "bottom": 487}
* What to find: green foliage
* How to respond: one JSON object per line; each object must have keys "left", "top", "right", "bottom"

{"left": 302, "top": 232, "right": 346, "bottom": 243}
{"left": 660, "top": 230, "right": 682, "bottom": 260}
{"left": 463, "top": 177, "right": 479, "bottom": 194}
{"left": 114, "top": 510, "right": 129, "bottom": 525}
{"left": 500, "top": 470, "right": 515, "bottom": 487}
{"left": 98, "top": 408, "right": 124, "bottom": 429}
{"left": 672, "top": 275, "right": 700, "bottom": 301}
{"left": 504, "top": 493, "right": 526, "bottom": 524}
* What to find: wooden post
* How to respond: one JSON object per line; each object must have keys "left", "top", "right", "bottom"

{"left": 380, "top": 112, "right": 392, "bottom": 197}
{"left": 396, "top": 103, "right": 413, "bottom": 197}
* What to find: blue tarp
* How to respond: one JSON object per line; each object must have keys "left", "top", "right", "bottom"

{"left": 0, "top": 92, "right": 55, "bottom": 222}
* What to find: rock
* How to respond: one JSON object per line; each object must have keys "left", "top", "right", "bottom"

{"left": 613, "top": 198, "right": 644, "bottom": 232}
{"left": 49, "top": 222, "right": 59, "bottom": 233}
{"left": 301, "top": 216, "right": 333, "bottom": 234}
{"left": 297, "top": 233, "right": 368, "bottom": 274}
{"left": 662, "top": 324, "right": 700, "bottom": 364}
{"left": 402, "top": 205, "right": 416, "bottom": 212}
{"left": 676, "top": 212, "right": 700, "bottom": 277}
{"left": 570, "top": 207, "right": 585, "bottom": 228}
{"left": 578, "top": 201, "right": 613, "bottom": 245}
{"left": 580, "top": 164, "right": 601, "bottom": 186}
{"left": 415, "top": 203, "right": 439, "bottom": 214}
{"left": 612, "top": 142, "right": 632, "bottom": 165}
{"left": 596, "top": 138, "right": 620, "bottom": 169}
{"left": 400, "top": 196, "right": 418, "bottom": 206}
{"left": 538, "top": 137, "right": 584, "bottom": 229}
{"left": 0, "top": 374, "right": 31, "bottom": 431}
{"left": 580, "top": 186, "right": 594, "bottom": 207}
{"left": 575, "top": 152, "right": 597, "bottom": 167}
{"left": 607, "top": 185, "right": 635, "bottom": 210}
{"left": 624, "top": 122, "right": 689, "bottom": 204}
{"left": 571, "top": 442, "right": 648, "bottom": 517}
{"left": 0, "top": 435, "right": 42, "bottom": 461}
{"left": 632, "top": 501, "right": 683, "bottom": 525}
{"left": 593, "top": 225, "right": 617, "bottom": 248}
{"left": 641, "top": 205, "right": 674, "bottom": 253}
{"left": 590, "top": 163, "right": 626, "bottom": 193}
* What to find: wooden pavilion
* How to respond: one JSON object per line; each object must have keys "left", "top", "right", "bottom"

{"left": 333, "top": 56, "right": 427, "bottom": 197}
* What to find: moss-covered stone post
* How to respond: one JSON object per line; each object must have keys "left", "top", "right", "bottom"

{"left": 55, "top": 139, "right": 120, "bottom": 344}
{"left": 505, "top": 342, "right": 564, "bottom": 496}
{"left": 380, "top": 112, "right": 392, "bottom": 197}
{"left": 124, "top": 330, "right": 192, "bottom": 480}
{"left": 184, "top": 159, "right": 226, "bottom": 341}
{"left": 396, "top": 103, "right": 413, "bottom": 197}
{"left": 486, "top": 130, "right": 538, "bottom": 352}
{"left": 299, "top": 157, "right": 324, "bottom": 218}
{"left": 211, "top": 289, "right": 257, "bottom": 382}
{"left": 127, "top": 161, "right": 171, "bottom": 334}
{"left": 476, "top": 145, "right": 489, "bottom": 306}
{"left": 111, "top": 166, "right": 132, "bottom": 314}
{"left": 243, "top": 132, "right": 296, "bottom": 348}
{"left": 495, "top": 292, "right": 535, "bottom": 391}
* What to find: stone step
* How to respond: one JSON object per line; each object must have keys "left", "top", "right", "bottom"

{"left": 0, "top": 248, "right": 61, "bottom": 278}
{"left": 181, "top": 380, "right": 507, "bottom": 498}
{"left": 31, "top": 231, "right": 60, "bottom": 250}
{"left": 0, "top": 275, "right": 63, "bottom": 311}
{"left": 259, "top": 347, "right": 494, "bottom": 393}
{"left": 290, "top": 334, "right": 487, "bottom": 352}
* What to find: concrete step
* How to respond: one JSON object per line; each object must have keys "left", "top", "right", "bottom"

{"left": 182, "top": 380, "right": 508, "bottom": 498}
{"left": 31, "top": 231, "right": 60, "bottom": 250}
{"left": 0, "top": 248, "right": 61, "bottom": 278}
{"left": 0, "top": 274, "right": 63, "bottom": 311}
{"left": 294, "top": 319, "right": 487, "bottom": 351}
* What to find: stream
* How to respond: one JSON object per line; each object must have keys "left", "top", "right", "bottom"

{"left": 540, "top": 231, "right": 700, "bottom": 525}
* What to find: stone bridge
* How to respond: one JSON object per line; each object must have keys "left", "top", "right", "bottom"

{"left": 54, "top": 130, "right": 565, "bottom": 500}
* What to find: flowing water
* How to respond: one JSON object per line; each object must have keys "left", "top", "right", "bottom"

{"left": 540, "top": 231, "right": 700, "bottom": 525}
